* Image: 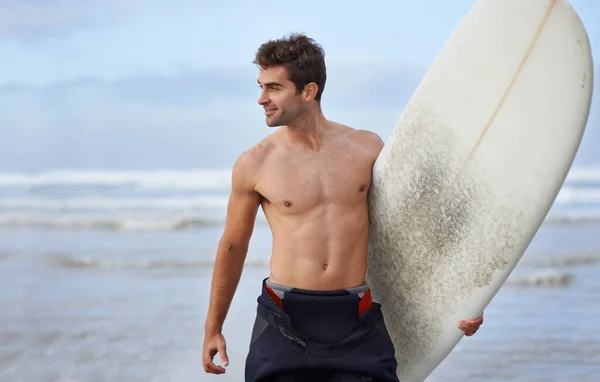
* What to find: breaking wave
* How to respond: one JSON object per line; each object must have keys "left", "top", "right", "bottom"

{"left": 544, "top": 209, "right": 600, "bottom": 224}
{"left": 0, "top": 196, "right": 229, "bottom": 212}
{"left": 0, "top": 165, "right": 597, "bottom": 192}
{"left": 566, "top": 166, "right": 600, "bottom": 183}
{"left": 1, "top": 208, "right": 597, "bottom": 232}
{"left": 506, "top": 269, "right": 574, "bottom": 287}
{"left": 520, "top": 252, "right": 600, "bottom": 267}
{"left": 50, "top": 254, "right": 270, "bottom": 270}
{"left": 0, "top": 213, "right": 267, "bottom": 231}
{"left": 554, "top": 186, "right": 600, "bottom": 204}
{"left": 0, "top": 166, "right": 598, "bottom": 233}
{"left": 0, "top": 169, "right": 232, "bottom": 191}
{"left": 0, "top": 214, "right": 222, "bottom": 231}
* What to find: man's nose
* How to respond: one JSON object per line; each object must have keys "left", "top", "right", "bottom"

{"left": 257, "top": 90, "right": 269, "bottom": 105}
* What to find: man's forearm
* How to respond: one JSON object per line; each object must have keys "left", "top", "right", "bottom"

{"left": 205, "top": 242, "right": 248, "bottom": 334}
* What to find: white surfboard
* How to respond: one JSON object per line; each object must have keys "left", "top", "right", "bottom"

{"left": 365, "top": 1, "right": 594, "bottom": 381}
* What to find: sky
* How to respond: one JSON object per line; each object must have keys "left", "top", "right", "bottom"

{"left": 0, "top": 0, "right": 598, "bottom": 171}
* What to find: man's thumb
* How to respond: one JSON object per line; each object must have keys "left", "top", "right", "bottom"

{"left": 219, "top": 344, "right": 229, "bottom": 367}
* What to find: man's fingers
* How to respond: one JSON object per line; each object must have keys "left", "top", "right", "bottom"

{"left": 458, "top": 313, "right": 484, "bottom": 327}
{"left": 458, "top": 324, "right": 475, "bottom": 336}
{"left": 458, "top": 313, "right": 484, "bottom": 337}
{"left": 203, "top": 359, "right": 226, "bottom": 374}
{"left": 205, "top": 363, "right": 226, "bottom": 374}
{"left": 203, "top": 349, "right": 226, "bottom": 374}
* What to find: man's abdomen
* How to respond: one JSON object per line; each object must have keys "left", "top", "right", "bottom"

{"left": 268, "top": 209, "right": 369, "bottom": 290}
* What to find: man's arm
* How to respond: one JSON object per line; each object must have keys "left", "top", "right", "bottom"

{"left": 203, "top": 150, "right": 262, "bottom": 373}
{"left": 205, "top": 151, "right": 261, "bottom": 334}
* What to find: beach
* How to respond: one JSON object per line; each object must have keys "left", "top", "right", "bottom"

{"left": 0, "top": 168, "right": 599, "bottom": 381}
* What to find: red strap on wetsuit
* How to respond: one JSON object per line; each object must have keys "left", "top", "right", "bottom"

{"left": 265, "top": 284, "right": 284, "bottom": 308}
{"left": 358, "top": 289, "right": 373, "bottom": 316}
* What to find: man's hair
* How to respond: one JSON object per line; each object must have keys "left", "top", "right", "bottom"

{"left": 253, "top": 33, "right": 327, "bottom": 102}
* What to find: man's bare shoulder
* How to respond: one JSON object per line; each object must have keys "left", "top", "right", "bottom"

{"left": 232, "top": 136, "right": 276, "bottom": 186}
{"left": 353, "top": 129, "right": 385, "bottom": 147}
{"left": 346, "top": 128, "right": 385, "bottom": 157}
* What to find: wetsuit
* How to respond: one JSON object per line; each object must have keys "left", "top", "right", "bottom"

{"left": 245, "top": 278, "right": 399, "bottom": 382}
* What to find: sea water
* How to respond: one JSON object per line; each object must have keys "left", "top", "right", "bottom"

{"left": 1, "top": 167, "right": 599, "bottom": 381}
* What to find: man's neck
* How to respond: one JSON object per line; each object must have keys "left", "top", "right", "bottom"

{"left": 283, "top": 109, "right": 328, "bottom": 151}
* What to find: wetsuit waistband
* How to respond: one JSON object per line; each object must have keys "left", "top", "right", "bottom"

{"left": 265, "top": 279, "right": 369, "bottom": 295}
{"left": 264, "top": 278, "right": 373, "bottom": 317}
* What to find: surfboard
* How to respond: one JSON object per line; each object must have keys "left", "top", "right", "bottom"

{"left": 365, "top": 1, "right": 594, "bottom": 381}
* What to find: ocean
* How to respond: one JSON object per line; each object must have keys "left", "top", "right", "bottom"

{"left": 1, "top": 166, "right": 599, "bottom": 382}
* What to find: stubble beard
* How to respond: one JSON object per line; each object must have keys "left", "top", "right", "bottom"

{"left": 266, "top": 105, "right": 305, "bottom": 128}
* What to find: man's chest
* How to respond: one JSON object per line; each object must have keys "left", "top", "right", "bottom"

{"left": 256, "top": 151, "right": 374, "bottom": 211}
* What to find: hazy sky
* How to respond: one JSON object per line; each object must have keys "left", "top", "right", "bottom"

{"left": 0, "top": 0, "right": 598, "bottom": 171}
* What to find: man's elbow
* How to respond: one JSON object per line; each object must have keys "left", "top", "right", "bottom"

{"left": 219, "top": 238, "right": 249, "bottom": 257}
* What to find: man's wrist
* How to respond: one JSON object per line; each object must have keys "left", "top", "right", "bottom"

{"left": 205, "top": 322, "right": 223, "bottom": 335}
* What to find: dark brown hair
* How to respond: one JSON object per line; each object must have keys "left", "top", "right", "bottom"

{"left": 253, "top": 33, "right": 327, "bottom": 102}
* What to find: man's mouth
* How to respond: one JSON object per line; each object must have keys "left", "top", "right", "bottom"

{"left": 264, "top": 108, "right": 277, "bottom": 116}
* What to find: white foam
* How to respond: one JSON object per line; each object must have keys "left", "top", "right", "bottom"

{"left": 554, "top": 186, "right": 600, "bottom": 204}
{"left": 506, "top": 268, "right": 573, "bottom": 287}
{"left": 0, "top": 166, "right": 595, "bottom": 192}
{"left": 0, "top": 213, "right": 223, "bottom": 231}
{"left": 0, "top": 169, "right": 232, "bottom": 191}
{"left": 0, "top": 205, "right": 594, "bottom": 232}
{"left": 0, "top": 196, "right": 229, "bottom": 211}
{"left": 544, "top": 209, "right": 600, "bottom": 224}
{"left": 1, "top": 189, "right": 594, "bottom": 217}
{"left": 566, "top": 166, "right": 600, "bottom": 183}
{"left": 521, "top": 252, "right": 600, "bottom": 267}
{"left": 50, "top": 254, "right": 270, "bottom": 270}
{"left": 0, "top": 211, "right": 268, "bottom": 232}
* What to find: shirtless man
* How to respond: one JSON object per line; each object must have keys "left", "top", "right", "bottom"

{"left": 203, "top": 33, "right": 484, "bottom": 382}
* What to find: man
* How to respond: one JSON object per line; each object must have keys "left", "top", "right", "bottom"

{"left": 203, "top": 33, "right": 484, "bottom": 381}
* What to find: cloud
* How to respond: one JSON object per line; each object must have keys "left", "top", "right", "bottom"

{"left": 0, "top": 64, "right": 597, "bottom": 171}
{"left": 0, "top": 63, "right": 424, "bottom": 170}
{"left": 0, "top": 67, "right": 253, "bottom": 110}
{"left": 0, "top": 62, "right": 424, "bottom": 114}
{"left": 0, "top": 63, "right": 596, "bottom": 138}
{"left": 0, "top": 0, "right": 147, "bottom": 41}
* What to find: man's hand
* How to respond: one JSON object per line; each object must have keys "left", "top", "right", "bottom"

{"left": 203, "top": 332, "right": 229, "bottom": 374}
{"left": 458, "top": 312, "right": 484, "bottom": 337}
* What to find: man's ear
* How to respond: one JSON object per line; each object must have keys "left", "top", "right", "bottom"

{"left": 302, "top": 82, "right": 319, "bottom": 101}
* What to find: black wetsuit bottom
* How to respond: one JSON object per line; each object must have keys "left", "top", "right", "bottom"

{"left": 244, "top": 278, "right": 399, "bottom": 382}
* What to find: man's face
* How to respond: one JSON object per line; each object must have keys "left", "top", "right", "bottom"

{"left": 257, "top": 65, "right": 304, "bottom": 127}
